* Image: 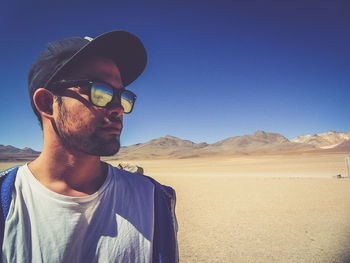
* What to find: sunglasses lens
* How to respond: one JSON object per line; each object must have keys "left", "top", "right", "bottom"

{"left": 121, "top": 91, "right": 135, "bottom": 113}
{"left": 91, "top": 83, "right": 113, "bottom": 107}
{"left": 90, "top": 82, "right": 135, "bottom": 113}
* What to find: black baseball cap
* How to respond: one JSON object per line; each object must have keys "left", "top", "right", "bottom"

{"left": 28, "top": 30, "right": 147, "bottom": 118}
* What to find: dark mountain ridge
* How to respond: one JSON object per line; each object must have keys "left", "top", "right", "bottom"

{"left": 0, "top": 145, "right": 40, "bottom": 162}
{"left": 3, "top": 130, "right": 349, "bottom": 161}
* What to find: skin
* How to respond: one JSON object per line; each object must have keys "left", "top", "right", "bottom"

{"left": 28, "top": 56, "right": 124, "bottom": 197}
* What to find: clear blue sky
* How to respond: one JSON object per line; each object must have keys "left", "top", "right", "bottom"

{"left": 1, "top": 0, "right": 349, "bottom": 151}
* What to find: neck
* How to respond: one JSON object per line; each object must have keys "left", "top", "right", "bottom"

{"left": 28, "top": 140, "right": 108, "bottom": 197}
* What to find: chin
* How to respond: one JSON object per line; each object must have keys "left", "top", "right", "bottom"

{"left": 60, "top": 130, "right": 121, "bottom": 157}
{"left": 90, "top": 141, "right": 121, "bottom": 156}
{"left": 77, "top": 137, "right": 121, "bottom": 157}
{"left": 99, "top": 146, "right": 120, "bottom": 156}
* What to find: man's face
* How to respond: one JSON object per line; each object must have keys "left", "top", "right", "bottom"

{"left": 53, "top": 56, "right": 124, "bottom": 156}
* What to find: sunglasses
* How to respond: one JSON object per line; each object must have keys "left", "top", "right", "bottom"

{"left": 50, "top": 79, "right": 136, "bottom": 114}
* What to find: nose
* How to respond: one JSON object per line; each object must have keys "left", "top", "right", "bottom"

{"left": 106, "top": 103, "right": 124, "bottom": 120}
{"left": 105, "top": 94, "right": 124, "bottom": 120}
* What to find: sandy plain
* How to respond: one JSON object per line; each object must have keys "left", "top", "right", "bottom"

{"left": 2, "top": 152, "right": 350, "bottom": 262}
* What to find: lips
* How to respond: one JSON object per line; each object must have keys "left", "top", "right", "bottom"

{"left": 100, "top": 121, "right": 123, "bottom": 135}
{"left": 101, "top": 125, "right": 122, "bottom": 134}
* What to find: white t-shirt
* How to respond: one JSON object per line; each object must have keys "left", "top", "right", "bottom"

{"left": 2, "top": 164, "right": 155, "bottom": 263}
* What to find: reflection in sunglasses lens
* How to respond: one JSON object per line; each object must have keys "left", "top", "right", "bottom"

{"left": 91, "top": 83, "right": 113, "bottom": 107}
{"left": 121, "top": 92, "right": 133, "bottom": 113}
{"left": 90, "top": 83, "right": 135, "bottom": 113}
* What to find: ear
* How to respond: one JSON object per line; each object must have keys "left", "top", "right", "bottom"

{"left": 33, "top": 88, "right": 55, "bottom": 120}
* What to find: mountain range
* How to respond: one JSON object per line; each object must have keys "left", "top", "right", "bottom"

{"left": 0, "top": 145, "right": 41, "bottom": 161}
{"left": 1, "top": 131, "right": 349, "bottom": 161}
{"left": 112, "top": 130, "right": 350, "bottom": 160}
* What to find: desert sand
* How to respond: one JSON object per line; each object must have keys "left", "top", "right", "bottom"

{"left": 2, "top": 152, "right": 350, "bottom": 262}
{"left": 108, "top": 152, "right": 350, "bottom": 178}
{"left": 151, "top": 175, "right": 350, "bottom": 263}
{"left": 109, "top": 153, "right": 350, "bottom": 263}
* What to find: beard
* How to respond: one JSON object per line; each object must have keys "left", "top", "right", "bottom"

{"left": 54, "top": 101, "right": 121, "bottom": 156}
{"left": 58, "top": 128, "right": 121, "bottom": 156}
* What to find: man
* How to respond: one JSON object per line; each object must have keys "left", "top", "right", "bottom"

{"left": 0, "top": 31, "right": 178, "bottom": 262}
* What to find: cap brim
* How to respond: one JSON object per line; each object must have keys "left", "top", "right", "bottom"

{"left": 47, "top": 30, "right": 147, "bottom": 88}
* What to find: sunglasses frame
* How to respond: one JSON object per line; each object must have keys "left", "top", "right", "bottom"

{"left": 50, "top": 79, "right": 137, "bottom": 114}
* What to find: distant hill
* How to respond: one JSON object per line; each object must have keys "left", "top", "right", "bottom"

{"left": 292, "top": 131, "right": 350, "bottom": 149}
{"left": 0, "top": 145, "right": 40, "bottom": 162}
{"left": 199, "top": 130, "right": 314, "bottom": 155}
{"left": 114, "top": 135, "right": 208, "bottom": 159}
{"left": 110, "top": 130, "right": 322, "bottom": 160}
{"left": 332, "top": 139, "right": 350, "bottom": 151}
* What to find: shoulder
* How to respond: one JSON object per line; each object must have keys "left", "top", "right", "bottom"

{"left": 108, "top": 165, "right": 155, "bottom": 196}
{"left": 146, "top": 176, "right": 176, "bottom": 201}
{"left": 0, "top": 165, "right": 22, "bottom": 190}
{"left": 0, "top": 166, "right": 21, "bottom": 179}
{"left": 110, "top": 165, "right": 151, "bottom": 185}
{"left": 0, "top": 165, "right": 22, "bottom": 219}
{"left": 109, "top": 165, "right": 176, "bottom": 199}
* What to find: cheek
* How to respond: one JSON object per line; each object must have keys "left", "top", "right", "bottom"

{"left": 61, "top": 102, "right": 100, "bottom": 131}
